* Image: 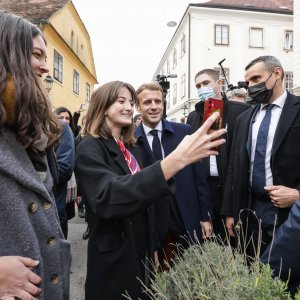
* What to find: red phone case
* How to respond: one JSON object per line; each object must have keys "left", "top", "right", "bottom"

{"left": 203, "top": 98, "right": 224, "bottom": 131}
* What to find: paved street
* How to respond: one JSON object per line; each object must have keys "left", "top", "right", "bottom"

{"left": 69, "top": 211, "right": 88, "bottom": 300}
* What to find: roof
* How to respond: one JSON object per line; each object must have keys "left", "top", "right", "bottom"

{"left": 0, "top": 0, "right": 68, "bottom": 22}
{"left": 191, "top": 0, "right": 293, "bottom": 15}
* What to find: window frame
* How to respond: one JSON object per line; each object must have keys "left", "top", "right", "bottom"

{"left": 214, "top": 24, "right": 229, "bottom": 46}
{"left": 180, "top": 74, "right": 186, "bottom": 98}
{"left": 173, "top": 48, "right": 177, "bottom": 69}
{"left": 85, "top": 82, "right": 90, "bottom": 102}
{"left": 284, "top": 30, "right": 293, "bottom": 51}
{"left": 249, "top": 27, "right": 264, "bottom": 48}
{"left": 53, "top": 49, "right": 63, "bottom": 83}
{"left": 214, "top": 67, "right": 229, "bottom": 92}
{"left": 172, "top": 83, "right": 177, "bottom": 104}
{"left": 285, "top": 71, "right": 293, "bottom": 93}
{"left": 180, "top": 34, "right": 186, "bottom": 58}
{"left": 73, "top": 69, "right": 79, "bottom": 95}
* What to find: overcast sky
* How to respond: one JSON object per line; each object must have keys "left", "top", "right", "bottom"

{"left": 71, "top": 0, "right": 194, "bottom": 89}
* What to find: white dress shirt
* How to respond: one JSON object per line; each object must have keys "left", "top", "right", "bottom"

{"left": 250, "top": 91, "right": 287, "bottom": 187}
{"left": 142, "top": 121, "right": 165, "bottom": 158}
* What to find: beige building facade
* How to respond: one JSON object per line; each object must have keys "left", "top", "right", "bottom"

{"left": 1, "top": 0, "right": 97, "bottom": 113}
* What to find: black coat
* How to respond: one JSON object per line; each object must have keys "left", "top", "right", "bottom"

{"left": 187, "top": 98, "right": 250, "bottom": 213}
{"left": 75, "top": 136, "right": 174, "bottom": 300}
{"left": 135, "top": 119, "right": 212, "bottom": 244}
{"left": 222, "top": 92, "right": 300, "bottom": 226}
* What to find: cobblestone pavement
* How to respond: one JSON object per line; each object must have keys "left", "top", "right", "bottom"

{"left": 69, "top": 211, "right": 88, "bottom": 300}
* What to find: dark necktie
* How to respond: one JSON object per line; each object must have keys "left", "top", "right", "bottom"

{"left": 252, "top": 104, "right": 275, "bottom": 195}
{"left": 150, "top": 129, "right": 163, "bottom": 160}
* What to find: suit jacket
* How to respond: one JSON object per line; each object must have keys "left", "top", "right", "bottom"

{"left": 75, "top": 135, "right": 174, "bottom": 300}
{"left": 54, "top": 122, "right": 75, "bottom": 222}
{"left": 222, "top": 92, "right": 300, "bottom": 226}
{"left": 0, "top": 127, "right": 71, "bottom": 300}
{"left": 260, "top": 199, "right": 300, "bottom": 280}
{"left": 187, "top": 98, "right": 251, "bottom": 213}
{"left": 135, "top": 119, "right": 212, "bottom": 242}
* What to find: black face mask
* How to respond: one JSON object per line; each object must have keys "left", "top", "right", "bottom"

{"left": 247, "top": 72, "right": 277, "bottom": 104}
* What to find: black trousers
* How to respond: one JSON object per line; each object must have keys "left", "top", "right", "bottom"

{"left": 207, "top": 178, "right": 227, "bottom": 242}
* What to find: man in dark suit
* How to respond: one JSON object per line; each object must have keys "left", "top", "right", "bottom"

{"left": 187, "top": 69, "right": 250, "bottom": 240}
{"left": 222, "top": 56, "right": 300, "bottom": 258}
{"left": 135, "top": 82, "right": 213, "bottom": 265}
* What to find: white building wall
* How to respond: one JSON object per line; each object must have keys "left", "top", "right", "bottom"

{"left": 294, "top": 0, "right": 300, "bottom": 95}
{"left": 153, "top": 6, "right": 293, "bottom": 121}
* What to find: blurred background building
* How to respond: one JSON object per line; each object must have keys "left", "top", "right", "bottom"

{"left": 153, "top": 0, "right": 294, "bottom": 122}
{"left": 0, "top": 0, "right": 98, "bottom": 112}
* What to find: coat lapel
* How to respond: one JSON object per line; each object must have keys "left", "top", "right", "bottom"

{"left": 101, "top": 137, "right": 131, "bottom": 175}
{"left": 135, "top": 124, "right": 156, "bottom": 165}
{"left": 161, "top": 119, "right": 175, "bottom": 156}
{"left": 272, "top": 93, "right": 300, "bottom": 156}
{"left": 246, "top": 105, "right": 260, "bottom": 158}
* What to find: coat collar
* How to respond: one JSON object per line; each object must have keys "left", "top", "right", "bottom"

{"left": 0, "top": 127, "right": 53, "bottom": 201}
{"left": 272, "top": 92, "right": 300, "bottom": 155}
{"left": 101, "top": 137, "right": 131, "bottom": 175}
{"left": 135, "top": 118, "right": 174, "bottom": 141}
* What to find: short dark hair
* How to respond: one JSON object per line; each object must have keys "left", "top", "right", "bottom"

{"left": 245, "top": 56, "right": 284, "bottom": 80}
{"left": 136, "top": 82, "right": 163, "bottom": 106}
{"left": 194, "top": 69, "right": 219, "bottom": 82}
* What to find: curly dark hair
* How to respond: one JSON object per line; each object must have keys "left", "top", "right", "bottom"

{"left": 0, "top": 11, "right": 60, "bottom": 149}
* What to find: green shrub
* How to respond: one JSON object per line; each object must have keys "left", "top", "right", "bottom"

{"left": 144, "top": 241, "right": 292, "bottom": 300}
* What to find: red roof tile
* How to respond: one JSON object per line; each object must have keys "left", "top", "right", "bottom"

{"left": 0, "top": 0, "right": 68, "bottom": 22}
{"left": 192, "top": 0, "right": 293, "bottom": 14}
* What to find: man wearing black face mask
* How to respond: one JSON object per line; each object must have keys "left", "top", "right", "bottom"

{"left": 221, "top": 56, "right": 300, "bottom": 268}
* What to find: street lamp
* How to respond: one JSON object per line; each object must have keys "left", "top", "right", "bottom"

{"left": 182, "top": 104, "right": 188, "bottom": 117}
{"left": 44, "top": 74, "right": 54, "bottom": 93}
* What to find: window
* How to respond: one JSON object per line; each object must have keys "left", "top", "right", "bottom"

{"left": 215, "top": 25, "right": 229, "bottom": 45}
{"left": 214, "top": 67, "right": 229, "bottom": 92}
{"left": 167, "top": 59, "right": 170, "bottom": 75}
{"left": 173, "top": 84, "right": 177, "bottom": 104}
{"left": 181, "top": 34, "right": 186, "bottom": 57}
{"left": 71, "top": 31, "right": 74, "bottom": 49}
{"left": 85, "top": 83, "right": 90, "bottom": 102}
{"left": 173, "top": 49, "right": 177, "bottom": 69}
{"left": 249, "top": 27, "right": 263, "bottom": 48}
{"left": 73, "top": 70, "right": 79, "bottom": 95}
{"left": 53, "top": 50, "right": 63, "bottom": 83}
{"left": 166, "top": 92, "right": 170, "bottom": 109}
{"left": 180, "top": 74, "right": 186, "bottom": 98}
{"left": 284, "top": 30, "right": 293, "bottom": 51}
{"left": 285, "top": 72, "right": 293, "bottom": 93}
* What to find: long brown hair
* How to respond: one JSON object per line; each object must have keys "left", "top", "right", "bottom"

{"left": 0, "top": 11, "right": 60, "bottom": 149}
{"left": 83, "top": 81, "right": 136, "bottom": 145}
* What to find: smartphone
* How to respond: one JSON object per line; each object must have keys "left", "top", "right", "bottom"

{"left": 203, "top": 98, "right": 224, "bottom": 132}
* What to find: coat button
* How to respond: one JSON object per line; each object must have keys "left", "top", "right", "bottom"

{"left": 50, "top": 274, "right": 59, "bottom": 284}
{"left": 43, "top": 201, "right": 52, "bottom": 209}
{"left": 47, "top": 236, "right": 56, "bottom": 246}
{"left": 28, "top": 202, "right": 38, "bottom": 213}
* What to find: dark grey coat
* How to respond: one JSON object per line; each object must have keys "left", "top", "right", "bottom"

{"left": 0, "top": 127, "right": 71, "bottom": 299}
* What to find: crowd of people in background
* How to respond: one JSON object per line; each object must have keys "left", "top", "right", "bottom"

{"left": 1, "top": 9, "right": 300, "bottom": 300}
